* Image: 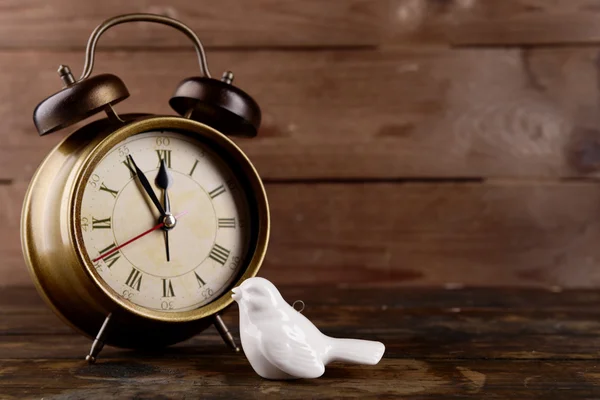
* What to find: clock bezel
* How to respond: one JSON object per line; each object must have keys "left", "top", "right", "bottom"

{"left": 70, "top": 116, "right": 269, "bottom": 323}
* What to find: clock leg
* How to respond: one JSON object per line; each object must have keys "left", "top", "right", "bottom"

{"left": 213, "top": 313, "right": 240, "bottom": 352}
{"left": 86, "top": 313, "right": 112, "bottom": 364}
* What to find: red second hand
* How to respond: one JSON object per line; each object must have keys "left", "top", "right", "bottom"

{"left": 93, "top": 210, "right": 189, "bottom": 263}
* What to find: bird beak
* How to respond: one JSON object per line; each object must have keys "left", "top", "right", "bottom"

{"left": 231, "top": 287, "right": 241, "bottom": 301}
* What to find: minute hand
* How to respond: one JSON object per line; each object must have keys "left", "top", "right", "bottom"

{"left": 126, "top": 155, "right": 165, "bottom": 216}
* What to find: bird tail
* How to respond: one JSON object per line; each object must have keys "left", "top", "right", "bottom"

{"left": 326, "top": 338, "right": 385, "bottom": 365}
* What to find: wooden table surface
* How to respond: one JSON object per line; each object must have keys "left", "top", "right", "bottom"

{"left": 1, "top": 285, "right": 600, "bottom": 399}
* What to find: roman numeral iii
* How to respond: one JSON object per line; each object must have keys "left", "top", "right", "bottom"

{"left": 218, "top": 218, "right": 236, "bottom": 229}
{"left": 208, "top": 244, "right": 230, "bottom": 265}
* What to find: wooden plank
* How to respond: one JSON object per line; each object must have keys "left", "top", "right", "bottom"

{"left": 2, "top": 358, "right": 599, "bottom": 399}
{"left": 2, "top": 287, "right": 600, "bottom": 398}
{"left": 6, "top": 181, "right": 600, "bottom": 287}
{"left": 264, "top": 181, "right": 600, "bottom": 288}
{"left": 0, "top": 0, "right": 380, "bottom": 49}
{"left": 3, "top": 287, "right": 600, "bottom": 361}
{"left": 5, "top": 48, "right": 600, "bottom": 182}
{"left": 7, "top": 286, "right": 600, "bottom": 312}
{"left": 3, "top": 308, "right": 600, "bottom": 360}
{"left": 5, "top": 1, "right": 600, "bottom": 49}
{"left": 385, "top": 0, "right": 600, "bottom": 46}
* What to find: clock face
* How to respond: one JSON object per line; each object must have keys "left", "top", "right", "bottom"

{"left": 78, "top": 130, "right": 253, "bottom": 312}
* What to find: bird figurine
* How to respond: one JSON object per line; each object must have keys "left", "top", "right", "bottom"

{"left": 231, "top": 277, "right": 385, "bottom": 380}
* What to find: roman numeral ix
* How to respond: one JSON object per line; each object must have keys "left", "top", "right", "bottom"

{"left": 92, "top": 217, "right": 111, "bottom": 230}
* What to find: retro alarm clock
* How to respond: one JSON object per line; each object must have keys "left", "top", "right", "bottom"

{"left": 21, "top": 14, "right": 269, "bottom": 363}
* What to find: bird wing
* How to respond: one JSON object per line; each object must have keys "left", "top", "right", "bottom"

{"left": 260, "top": 324, "right": 325, "bottom": 379}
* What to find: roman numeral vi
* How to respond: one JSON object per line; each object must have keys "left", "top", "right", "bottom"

{"left": 162, "top": 279, "right": 175, "bottom": 297}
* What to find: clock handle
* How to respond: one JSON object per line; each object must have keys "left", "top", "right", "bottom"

{"left": 33, "top": 13, "right": 261, "bottom": 138}
{"left": 78, "top": 13, "right": 212, "bottom": 82}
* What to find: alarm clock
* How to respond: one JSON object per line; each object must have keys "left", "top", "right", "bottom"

{"left": 21, "top": 14, "right": 269, "bottom": 363}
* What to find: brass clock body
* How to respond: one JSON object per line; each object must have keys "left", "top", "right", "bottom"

{"left": 24, "top": 14, "right": 269, "bottom": 359}
{"left": 21, "top": 115, "right": 270, "bottom": 349}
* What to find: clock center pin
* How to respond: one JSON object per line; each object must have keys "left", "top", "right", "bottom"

{"left": 162, "top": 213, "right": 177, "bottom": 230}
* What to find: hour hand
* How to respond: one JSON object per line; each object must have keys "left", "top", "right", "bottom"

{"left": 127, "top": 155, "right": 165, "bottom": 216}
{"left": 156, "top": 159, "right": 175, "bottom": 262}
{"left": 155, "top": 158, "right": 173, "bottom": 214}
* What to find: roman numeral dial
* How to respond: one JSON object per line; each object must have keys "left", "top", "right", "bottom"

{"left": 80, "top": 131, "right": 252, "bottom": 313}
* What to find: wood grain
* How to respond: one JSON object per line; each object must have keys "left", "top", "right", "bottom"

{"left": 5, "top": 181, "right": 600, "bottom": 287}
{"left": 384, "top": 0, "right": 600, "bottom": 46}
{"left": 2, "top": 286, "right": 600, "bottom": 399}
{"left": 4, "top": 304, "right": 600, "bottom": 360}
{"left": 4, "top": 359, "right": 600, "bottom": 399}
{"left": 6, "top": 47, "right": 600, "bottom": 182}
{"left": 8, "top": 1, "right": 600, "bottom": 294}
{"left": 0, "top": 0, "right": 380, "bottom": 49}
{"left": 5, "top": 1, "right": 600, "bottom": 49}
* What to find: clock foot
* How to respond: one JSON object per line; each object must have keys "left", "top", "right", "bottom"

{"left": 213, "top": 313, "right": 240, "bottom": 352}
{"left": 86, "top": 313, "right": 112, "bottom": 364}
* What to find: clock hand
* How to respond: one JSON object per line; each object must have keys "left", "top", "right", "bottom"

{"left": 155, "top": 158, "right": 174, "bottom": 199}
{"left": 155, "top": 158, "right": 174, "bottom": 262}
{"left": 93, "top": 210, "right": 188, "bottom": 262}
{"left": 126, "top": 155, "right": 165, "bottom": 216}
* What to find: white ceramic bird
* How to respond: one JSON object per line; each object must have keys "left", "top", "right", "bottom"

{"left": 231, "top": 277, "right": 385, "bottom": 380}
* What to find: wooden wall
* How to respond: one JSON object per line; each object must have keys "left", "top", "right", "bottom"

{"left": 3, "top": 0, "right": 600, "bottom": 287}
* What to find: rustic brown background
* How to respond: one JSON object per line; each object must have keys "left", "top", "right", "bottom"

{"left": 3, "top": 0, "right": 600, "bottom": 288}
